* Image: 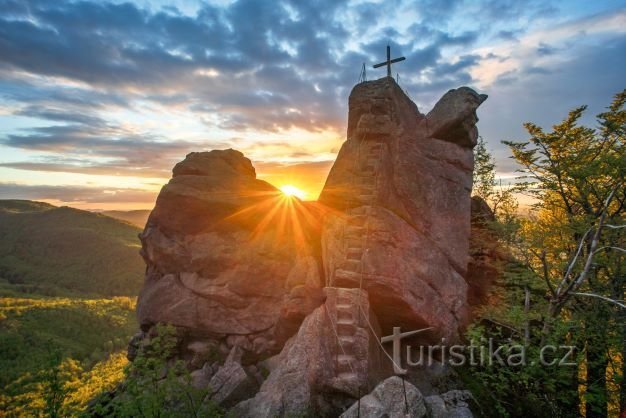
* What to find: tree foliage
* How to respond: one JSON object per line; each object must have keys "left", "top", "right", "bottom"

{"left": 468, "top": 89, "right": 625, "bottom": 417}
{"left": 94, "top": 324, "right": 223, "bottom": 418}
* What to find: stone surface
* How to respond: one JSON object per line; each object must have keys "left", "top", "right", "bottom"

{"left": 424, "top": 390, "right": 474, "bottom": 418}
{"left": 131, "top": 78, "right": 487, "bottom": 415}
{"left": 126, "top": 331, "right": 145, "bottom": 361}
{"left": 425, "top": 87, "right": 488, "bottom": 148}
{"left": 322, "top": 206, "right": 467, "bottom": 338}
{"left": 319, "top": 78, "right": 486, "bottom": 340}
{"left": 207, "top": 346, "right": 258, "bottom": 407}
{"left": 232, "top": 288, "right": 386, "bottom": 417}
{"left": 136, "top": 149, "right": 324, "bottom": 360}
{"left": 190, "top": 362, "right": 214, "bottom": 389}
{"left": 404, "top": 361, "right": 463, "bottom": 397}
{"left": 339, "top": 376, "right": 427, "bottom": 418}
{"left": 466, "top": 196, "right": 507, "bottom": 312}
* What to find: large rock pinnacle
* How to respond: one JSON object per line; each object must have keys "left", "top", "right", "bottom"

{"left": 319, "top": 78, "right": 486, "bottom": 340}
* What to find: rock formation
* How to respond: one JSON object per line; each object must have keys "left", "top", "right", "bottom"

{"left": 466, "top": 196, "right": 510, "bottom": 313}
{"left": 137, "top": 149, "right": 325, "bottom": 361}
{"left": 319, "top": 78, "right": 486, "bottom": 339}
{"left": 130, "top": 77, "right": 487, "bottom": 417}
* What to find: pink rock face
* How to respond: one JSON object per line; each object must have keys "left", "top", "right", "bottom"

{"left": 319, "top": 78, "right": 486, "bottom": 340}
{"left": 131, "top": 79, "right": 487, "bottom": 415}
{"left": 137, "top": 149, "right": 324, "bottom": 359}
{"left": 134, "top": 78, "right": 485, "bottom": 375}
{"left": 232, "top": 288, "right": 387, "bottom": 417}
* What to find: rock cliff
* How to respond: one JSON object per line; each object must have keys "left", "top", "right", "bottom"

{"left": 131, "top": 77, "right": 487, "bottom": 417}
{"left": 319, "top": 78, "right": 486, "bottom": 339}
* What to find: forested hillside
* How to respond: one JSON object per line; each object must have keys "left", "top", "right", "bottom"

{"left": 0, "top": 295, "right": 136, "bottom": 416}
{"left": 0, "top": 200, "right": 145, "bottom": 297}
{"left": 0, "top": 201, "right": 144, "bottom": 415}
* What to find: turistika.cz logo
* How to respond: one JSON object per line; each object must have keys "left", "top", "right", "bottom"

{"left": 381, "top": 327, "right": 577, "bottom": 374}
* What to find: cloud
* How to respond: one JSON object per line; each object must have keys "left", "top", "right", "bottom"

{"left": 0, "top": 161, "right": 170, "bottom": 178}
{"left": 471, "top": 9, "right": 626, "bottom": 87}
{"left": 15, "top": 105, "right": 107, "bottom": 126}
{"left": 2, "top": 118, "right": 233, "bottom": 178}
{"left": 0, "top": 0, "right": 495, "bottom": 139}
{"left": 0, "top": 0, "right": 624, "bottom": 203}
{"left": 477, "top": 33, "right": 626, "bottom": 176}
{"left": 0, "top": 182, "right": 158, "bottom": 204}
{"left": 0, "top": 0, "right": 351, "bottom": 135}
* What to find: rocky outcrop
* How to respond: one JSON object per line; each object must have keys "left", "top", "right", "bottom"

{"left": 341, "top": 380, "right": 473, "bottom": 418}
{"left": 131, "top": 77, "right": 487, "bottom": 417}
{"left": 137, "top": 149, "right": 324, "bottom": 360}
{"left": 319, "top": 78, "right": 486, "bottom": 340}
{"left": 233, "top": 288, "right": 387, "bottom": 417}
{"left": 425, "top": 87, "right": 487, "bottom": 148}
{"left": 424, "top": 390, "right": 474, "bottom": 418}
{"left": 206, "top": 346, "right": 258, "bottom": 407}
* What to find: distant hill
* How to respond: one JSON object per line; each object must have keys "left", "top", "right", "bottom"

{"left": 0, "top": 200, "right": 145, "bottom": 297}
{"left": 101, "top": 209, "right": 150, "bottom": 229}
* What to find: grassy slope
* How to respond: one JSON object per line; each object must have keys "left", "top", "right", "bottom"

{"left": 0, "top": 200, "right": 145, "bottom": 297}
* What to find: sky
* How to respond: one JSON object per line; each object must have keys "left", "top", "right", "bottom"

{"left": 0, "top": 0, "right": 624, "bottom": 210}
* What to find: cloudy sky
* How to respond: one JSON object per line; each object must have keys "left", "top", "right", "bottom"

{"left": 0, "top": 0, "right": 624, "bottom": 209}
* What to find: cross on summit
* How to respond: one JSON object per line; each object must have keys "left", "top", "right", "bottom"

{"left": 373, "top": 45, "right": 405, "bottom": 78}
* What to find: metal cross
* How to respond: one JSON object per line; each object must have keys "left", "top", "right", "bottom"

{"left": 373, "top": 45, "right": 405, "bottom": 78}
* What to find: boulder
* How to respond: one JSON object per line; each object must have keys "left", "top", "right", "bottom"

{"left": 424, "top": 390, "right": 474, "bottom": 418}
{"left": 425, "top": 87, "right": 488, "bottom": 148}
{"left": 126, "top": 331, "right": 145, "bottom": 361}
{"left": 207, "top": 346, "right": 258, "bottom": 407}
{"left": 340, "top": 376, "right": 427, "bottom": 418}
{"left": 190, "top": 362, "right": 214, "bottom": 389}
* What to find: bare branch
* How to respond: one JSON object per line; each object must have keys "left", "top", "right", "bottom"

{"left": 566, "top": 185, "right": 619, "bottom": 294}
{"left": 555, "top": 226, "right": 593, "bottom": 295}
{"left": 573, "top": 292, "right": 626, "bottom": 309}
{"left": 593, "top": 246, "right": 626, "bottom": 255}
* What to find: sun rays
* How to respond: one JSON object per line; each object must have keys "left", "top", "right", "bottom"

{"left": 279, "top": 184, "right": 307, "bottom": 200}
{"left": 211, "top": 181, "right": 359, "bottom": 255}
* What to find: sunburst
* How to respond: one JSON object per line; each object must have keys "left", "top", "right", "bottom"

{"left": 279, "top": 184, "right": 307, "bottom": 200}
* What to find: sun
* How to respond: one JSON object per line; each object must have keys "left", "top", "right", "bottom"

{"left": 280, "top": 184, "right": 307, "bottom": 200}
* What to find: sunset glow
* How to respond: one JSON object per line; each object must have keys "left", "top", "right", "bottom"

{"left": 0, "top": 1, "right": 624, "bottom": 210}
{"left": 279, "top": 185, "right": 307, "bottom": 200}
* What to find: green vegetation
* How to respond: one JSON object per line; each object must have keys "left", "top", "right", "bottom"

{"left": 0, "top": 200, "right": 145, "bottom": 297}
{"left": 466, "top": 89, "right": 625, "bottom": 417}
{"left": 0, "top": 200, "right": 147, "bottom": 415}
{"left": 92, "top": 324, "right": 223, "bottom": 417}
{"left": 0, "top": 294, "right": 137, "bottom": 416}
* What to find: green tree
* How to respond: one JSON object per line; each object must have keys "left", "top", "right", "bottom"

{"left": 42, "top": 347, "right": 72, "bottom": 417}
{"left": 473, "top": 136, "right": 519, "bottom": 239}
{"left": 96, "top": 324, "right": 223, "bottom": 418}
{"left": 503, "top": 88, "right": 625, "bottom": 416}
